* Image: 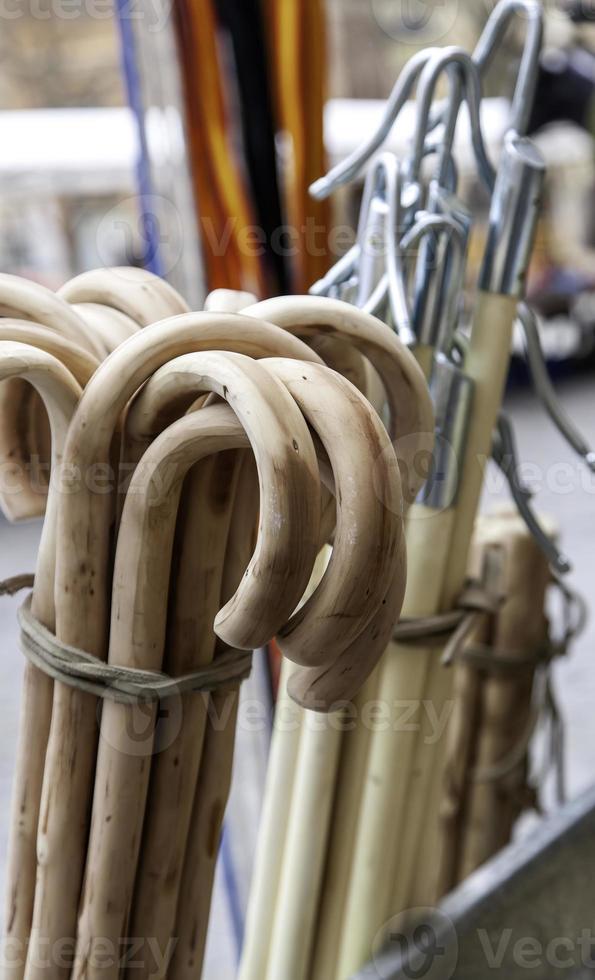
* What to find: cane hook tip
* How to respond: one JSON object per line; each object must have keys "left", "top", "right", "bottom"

{"left": 556, "top": 554, "right": 573, "bottom": 576}
{"left": 309, "top": 176, "right": 331, "bottom": 201}
{"left": 585, "top": 451, "right": 595, "bottom": 474}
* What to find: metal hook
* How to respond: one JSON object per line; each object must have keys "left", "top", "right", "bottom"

{"left": 311, "top": 0, "right": 543, "bottom": 205}
{"left": 517, "top": 302, "right": 595, "bottom": 473}
{"left": 400, "top": 210, "right": 467, "bottom": 350}
{"left": 407, "top": 47, "right": 495, "bottom": 193}
{"left": 472, "top": 0, "right": 543, "bottom": 137}
{"left": 309, "top": 48, "right": 438, "bottom": 200}
{"left": 310, "top": 154, "right": 415, "bottom": 343}
{"left": 493, "top": 412, "right": 572, "bottom": 574}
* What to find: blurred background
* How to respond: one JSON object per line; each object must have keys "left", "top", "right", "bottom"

{"left": 0, "top": 0, "right": 594, "bottom": 974}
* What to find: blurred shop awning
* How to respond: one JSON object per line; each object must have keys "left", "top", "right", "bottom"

{"left": 0, "top": 107, "right": 136, "bottom": 196}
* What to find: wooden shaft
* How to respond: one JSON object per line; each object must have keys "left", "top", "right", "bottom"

{"left": 0, "top": 344, "right": 81, "bottom": 980}
{"left": 237, "top": 662, "right": 304, "bottom": 980}
{"left": 73, "top": 407, "right": 251, "bottom": 980}
{"left": 336, "top": 505, "right": 456, "bottom": 977}
{"left": 172, "top": 453, "right": 261, "bottom": 980}
{"left": 398, "top": 291, "right": 519, "bottom": 912}
{"left": 126, "top": 452, "right": 241, "bottom": 978}
{"left": 167, "top": 687, "right": 241, "bottom": 980}
{"left": 265, "top": 708, "right": 343, "bottom": 980}
{"left": 457, "top": 514, "right": 550, "bottom": 880}
{"left": 309, "top": 666, "right": 380, "bottom": 980}
{"left": 22, "top": 314, "right": 320, "bottom": 980}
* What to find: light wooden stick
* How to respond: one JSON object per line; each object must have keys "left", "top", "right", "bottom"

{"left": 73, "top": 351, "right": 322, "bottom": 980}
{"left": 173, "top": 336, "right": 411, "bottom": 978}
{"left": 401, "top": 293, "right": 521, "bottom": 913}
{"left": 129, "top": 450, "right": 247, "bottom": 980}
{"left": 73, "top": 406, "right": 250, "bottom": 980}
{"left": 22, "top": 313, "right": 321, "bottom": 980}
{"left": 168, "top": 448, "right": 262, "bottom": 980}
{"left": 266, "top": 708, "right": 343, "bottom": 980}
{"left": 0, "top": 343, "right": 81, "bottom": 980}
{"left": 309, "top": 667, "right": 380, "bottom": 980}
{"left": 115, "top": 327, "right": 322, "bottom": 974}
{"left": 239, "top": 296, "right": 433, "bottom": 980}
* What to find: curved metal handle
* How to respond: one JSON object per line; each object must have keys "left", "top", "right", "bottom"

{"left": 472, "top": 0, "right": 544, "bottom": 136}
{"left": 518, "top": 302, "right": 595, "bottom": 472}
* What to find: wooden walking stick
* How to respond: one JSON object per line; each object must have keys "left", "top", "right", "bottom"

{"left": 106, "top": 332, "right": 325, "bottom": 978}
{"left": 21, "top": 312, "right": 321, "bottom": 980}
{"left": 173, "top": 359, "right": 407, "bottom": 980}
{"left": 121, "top": 291, "right": 263, "bottom": 973}
{"left": 238, "top": 300, "right": 433, "bottom": 980}
{"left": 1, "top": 274, "right": 188, "bottom": 980}
{"left": 73, "top": 346, "right": 324, "bottom": 977}
{"left": 166, "top": 445, "right": 268, "bottom": 980}
{"left": 0, "top": 343, "right": 81, "bottom": 980}
{"left": 398, "top": 136, "right": 547, "bottom": 916}
{"left": 335, "top": 134, "right": 545, "bottom": 977}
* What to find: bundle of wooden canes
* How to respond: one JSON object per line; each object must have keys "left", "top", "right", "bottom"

{"left": 0, "top": 270, "right": 434, "bottom": 980}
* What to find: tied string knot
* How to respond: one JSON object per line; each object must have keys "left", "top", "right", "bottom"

{"left": 392, "top": 561, "right": 506, "bottom": 667}
{"left": 1, "top": 578, "right": 252, "bottom": 704}
{"left": 391, "top": 556, "right": 587, "bottom": 805}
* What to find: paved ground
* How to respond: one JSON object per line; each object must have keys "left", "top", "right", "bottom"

{"left": 0, "top": 369, "right": 593, "bottom": 970}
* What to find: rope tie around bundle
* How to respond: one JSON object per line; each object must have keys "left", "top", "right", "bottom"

{"left": 1, "top": 570, "right": 524, "bottom": 707}
{"left": 11, "top": 592, "right": 253, "bottom": 702}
